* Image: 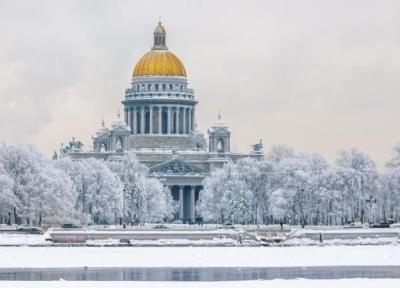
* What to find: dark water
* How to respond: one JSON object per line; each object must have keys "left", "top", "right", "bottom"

{"left": 1, "top": 266, "right": 400, "bottom": 281}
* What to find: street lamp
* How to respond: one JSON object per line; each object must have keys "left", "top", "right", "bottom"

{"left": 365, "top": 195, "right": 376, "bottom": 224}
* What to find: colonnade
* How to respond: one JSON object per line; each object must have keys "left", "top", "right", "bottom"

{"left": 125, "top": 105, "right": 194, "bottom": 135}
{"left": 167, "top": 185, "right": 199, "bottom": 222}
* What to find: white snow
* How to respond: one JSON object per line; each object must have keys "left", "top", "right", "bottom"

{"left": 1, "top": 245, "right": 400, "bottom": 268}
{"left": 0, "top": 233, "right": 48, "bottom": 246}
{"left": 289, "top": 227, "right": 400, "bottom": 236}
{"left": 284, "top": 237, "right": 400, "bottom": 246}
{"left": 85, "top": 237, "right": 237, "bottom": 246}
{"left": 1, "top": 279, "right": 400, "bottom": 288}
{"left": 52, "top": 229, "right": 235, "bottom": 235}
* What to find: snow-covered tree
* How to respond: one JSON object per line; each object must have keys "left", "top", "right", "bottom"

{"left": 335, "top": 149, "right": 379, "bottom": 223}
{"left": 0, "top": 163, "right": 16, "bottom": 224}
{"left": 82, "top": 158, "right": 122, "bottom": 224}
{"left": 0, "top": 144, "right": 75, "bottom": 225}
{"left": 378, "top": 168, "right": 400, "bottom": 221}
{"left": 109, "top": 152, "right": 170, "bottom": 225}
{"left": 266, "top": 144, "right": 296, "bottom": 163}
{"left": 387, "top": 143, "right": 400, "bottom": 168}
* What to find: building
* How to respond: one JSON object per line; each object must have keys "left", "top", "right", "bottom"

{"left": 66, "top": 22, "right": 263, "bottom": 222}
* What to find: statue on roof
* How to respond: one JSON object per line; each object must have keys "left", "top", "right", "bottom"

{"left": 251, "top": 139, "right": 263, "bottom": 154}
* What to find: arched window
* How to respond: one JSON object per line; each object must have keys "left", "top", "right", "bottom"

{"left": 217, "top": 138, "right": 224, "bottom": 152}
{"left": 100, "top": 142, "right": 106, "bottom": 152}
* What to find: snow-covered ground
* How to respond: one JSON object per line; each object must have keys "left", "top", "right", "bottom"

{"left": 283, "top": 236, "right": 400, "bottom": 246}
{"left": 0, "top": 233, "right": 48, "bottom": 246}
{"left": 289, "top": 227, "right": 400, "bottom": 236}
{"left": 1, "top": 245, "right": 400, "bottom": 268}
{"left": 87, "top": 237, "right": 237, "bottom": 246}
{"left": 1, "top": 279, "right": 400, "bottom": 288}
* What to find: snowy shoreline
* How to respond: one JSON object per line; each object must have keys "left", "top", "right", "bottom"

{"left": 1, "top": 246, "right": 400, "bottom": 268}
{"left": 2, "top": 279, "right": 400, "bottom": 288}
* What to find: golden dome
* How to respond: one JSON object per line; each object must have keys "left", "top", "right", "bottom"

{"left": 133, "top": 50, "right": 186, "bottom": 77}
{"left": 132, "top": 23, "right": 187, "bottom": 77}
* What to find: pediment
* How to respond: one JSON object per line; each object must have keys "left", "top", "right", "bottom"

{"left": 111, "top": 126, "right": 130, "bottom": 133}
{"left": 149, "top": 158, "right": 203, "bottom": 175}
{"left": 93, "top": 132, "right": 109, "bottom": 139}
{"left": 209, "top": 127, "right": 229, "bottom": 134}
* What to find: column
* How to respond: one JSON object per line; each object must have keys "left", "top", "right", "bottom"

{"left": 192, "top": 108, "right": 195, "bottom": 131}
{"left": 179, "top": 186, "right": 184, "bottom": 220}
{"left": 190, "top": 186, "right": 195, "bottom": 220}
{"left": 130, "top": 107, "right": 134, "bottom": 134}
{"left": 183, "top": 107, "right": 186, "bottom": 134}
{"left": 176, "top": 107, "right": 181, "bottom": 134}
{"left": 149, "top": 106, "right": 153, "bottom": 134}
{"left": 141, "top": 107, "right": 145, "bottom": 134}
{"left": 188, "top": 108, "right": 192, "bottom": 133}
{"left": 167, "top": 106, "right": 171, "bottom": 134}
{"left": 133, "top": 107, "right": 137, "bottom": 134}
{"left": 125, "top": 108, "right": 129, "bottom": 127}
{"left": 158, "top": 106, "right": 162, "bottom": 134}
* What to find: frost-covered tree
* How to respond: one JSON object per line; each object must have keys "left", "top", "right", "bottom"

{"left": 387, "top": 143, "right": 400, "bottom": 168}
{"left": 273, "top": 154, "right": 330, "bottom": 225}
{"left": 81, "top": 158, "right": 122, "bottom": 224}
{"left": 109, "top": 152, "right": 170, "bottom": 225}
{"left": 56, "top": 157, "right": 124, "bottom": 224}
{"left": 0, "top": 163, "right": 16, "bottom": 224}
{"left": 0, "top": 144, "right": 75, "bottom": 225}
{"left": 199, "top": 162, "right": 236, "bottom": 223}
{"left": 236, "top": 158, "right": 275, "bottom": 224}
{"left": 199, "top": 159, "right": 275, "bottom": 224}
{"left": 145, "top": 178, "right": 171, "bottom": 222}
{"left": 54, "top": 158, "right": 93, "bottom": 223}
{"left": 335, "top": 149, "right": 379, "bottom": 223}
{"left": 378, "top": 168, "right": 400, "bottom": 221}
{"left": 266, "top": 144, "right": 295, "bottom": 163}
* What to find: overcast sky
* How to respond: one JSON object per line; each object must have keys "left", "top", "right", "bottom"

{"left": 0, "top": 0, "right": 399, "bottom": 166}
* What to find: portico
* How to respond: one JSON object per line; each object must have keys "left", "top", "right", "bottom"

{"left": 149, "top": 156, "right": 204, "bottom": 222}
{"left": 168, "top": 185, "right": 202, "bottom": 222}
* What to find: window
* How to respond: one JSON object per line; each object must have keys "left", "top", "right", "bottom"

{"left": 155, "top": 84, "right": 159, "bottom": 91}
{"left": 162, "top": 84, "right": 166, "bottom": 91}
{"left": 116, "top": 137, "right": 123, "bottom": 152}
{"left": 217, "top": 138, "right": 225, "bottom": 152}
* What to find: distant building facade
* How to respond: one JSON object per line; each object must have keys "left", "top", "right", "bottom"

{"left": 66, "top": 23, "right": 263, "bottom": 222}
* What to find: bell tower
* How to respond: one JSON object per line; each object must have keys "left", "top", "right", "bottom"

{"left": 208, "top": 112, "right": 230, "bottom": 154}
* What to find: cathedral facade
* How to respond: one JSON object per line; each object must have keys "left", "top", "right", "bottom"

{"left": 66, "top": 23, "right": 263, "bottom": 222}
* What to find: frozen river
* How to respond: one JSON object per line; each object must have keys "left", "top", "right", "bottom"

{"left": 1, "top": 266, "right": 400, "bottom": 281}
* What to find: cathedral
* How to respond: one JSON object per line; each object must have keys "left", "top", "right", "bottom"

{"left": 66, "top": 22, "right": 263, "bottom": 222}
